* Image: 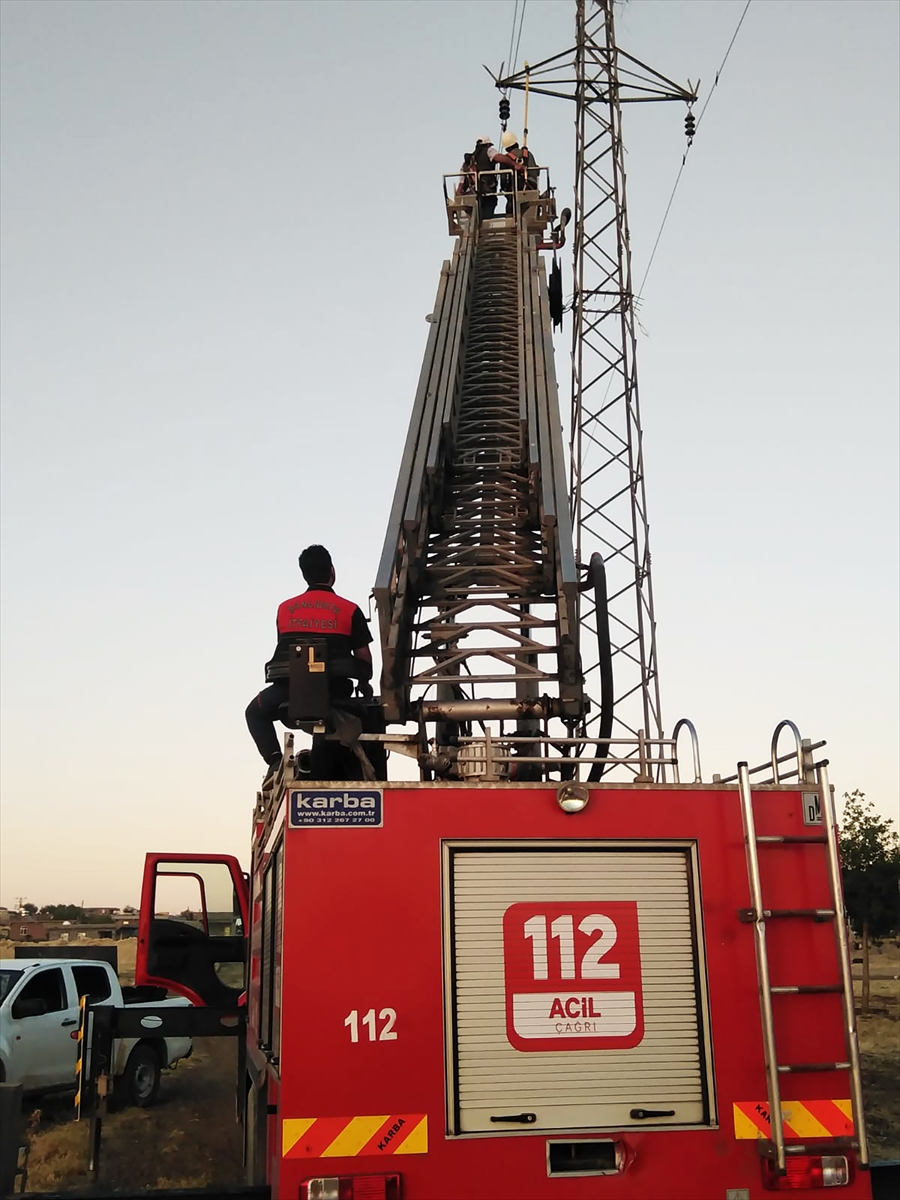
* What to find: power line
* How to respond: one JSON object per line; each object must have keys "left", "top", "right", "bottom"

{"left": 636, "top": 0, "right": 752, "bottom": 301}
{"left": 499, "top": 1, "right": 528, "bottom": 144}
{"left": 504, "top": 1, "right": 519, "bottom": 88}
{"left": 695, "top": 0, "right": 753, "bottom": 132}
{"left": 512, "top": 0, "right": 527, "bottom": 79}
{"left": 503, "top": 0, "right": 528, "bottom": 93}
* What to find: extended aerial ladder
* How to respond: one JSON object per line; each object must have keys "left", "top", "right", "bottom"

{"left": 374, "top": 181, "right": 600, "bottom": 778}
{"left": 372, "top": 0, "right": 705, "bottom": 785}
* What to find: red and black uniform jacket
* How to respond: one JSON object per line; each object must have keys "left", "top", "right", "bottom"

{"left": 268, "top": 586, "right": 372, "bottom": 698}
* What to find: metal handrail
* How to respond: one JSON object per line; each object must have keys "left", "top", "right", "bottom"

{"left": 448, "top": 730, "right": 694, "bottom": 781}
{"left": 737, "top": 761, "right": 786, "bottom": 1174}
{"left": 671, "top": 718, "right": 702, "bottom": 784}
{"left": 817, "top": 761, "right": 870, "bottom": 1168}
{"left": 452, "top": 734, "right": 682, "bottom": 749}
{"left": 770, "top": 719, "right": 803, "bottom": 784}
{"left": 716, "top": 737, "right": 826, "bottom": 785}
{"left": 443, "top": 165, "right": 553, "bottom": 204}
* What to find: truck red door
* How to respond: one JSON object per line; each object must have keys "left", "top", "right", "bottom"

{"left": 136, "top": 854, "right": 249, "bottom": 1007}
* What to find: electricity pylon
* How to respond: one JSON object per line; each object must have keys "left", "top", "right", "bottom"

{"left": 499, "top": 0, "right": 696, "bottom": 765}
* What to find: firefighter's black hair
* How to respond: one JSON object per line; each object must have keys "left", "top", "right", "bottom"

{"left": 298, "top": 544, "right": 333, "bottom": 585}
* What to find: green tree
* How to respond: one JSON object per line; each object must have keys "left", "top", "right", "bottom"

{"left": 21, "top": 902, "right": 38, "bottom": 915}
{"left": 38, "top": 903, "right": 87, "bottom": 922}
{"left": 838, "top": 791, "right": 900, "bottom": 1012}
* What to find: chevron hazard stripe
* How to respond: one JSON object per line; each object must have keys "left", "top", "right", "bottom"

{"left": 74, "top": 994, "right": 88, "bottom": 1117}
{"left": 283, "top": 1114, "right": 428, "bottom": 1158}
{"left": 733, "top": 1100, "right": 853, "bottom": 1140}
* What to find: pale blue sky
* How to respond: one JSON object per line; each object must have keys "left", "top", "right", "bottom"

{"left": 1, "top": 0, "right": 897, "bottom": 906}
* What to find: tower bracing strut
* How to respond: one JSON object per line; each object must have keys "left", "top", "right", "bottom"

{"left": 499, "top": 0, "right": 696, "bottom": 757}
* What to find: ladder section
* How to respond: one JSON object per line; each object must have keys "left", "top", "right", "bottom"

{"left": 736, "top": 762, "right": 869, "bottom": 1175}
{"left": 375, "top": 219, "right": 582, "bottom": 728}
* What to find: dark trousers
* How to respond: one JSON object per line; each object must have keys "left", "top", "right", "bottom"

{"left": 479, "top": 194, "right": 497, "bottom": 220}
{"left": 245, "top": 682, "right": 366, "bottom": 781}
{"left": 246, "top": 682, "right": 288, "bottom": 762}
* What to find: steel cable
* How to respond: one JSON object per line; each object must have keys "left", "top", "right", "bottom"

{"left": 636, "top": 0, "right": 752, "bottom": 301}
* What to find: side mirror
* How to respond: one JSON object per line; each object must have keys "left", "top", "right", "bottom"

{"left": 12, "top": 997, "right": 49, "bottom": 1019}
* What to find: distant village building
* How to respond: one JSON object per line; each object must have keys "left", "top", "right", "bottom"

{"left": 7, "top": 913, "right": 139, "bottom": 943}
{"left": 9, "top": 918, "right": 49, "bottom": 941}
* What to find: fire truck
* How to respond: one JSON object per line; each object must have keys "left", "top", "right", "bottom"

{"left": 135, "top": 5, "right": 875, "bottom": 1198}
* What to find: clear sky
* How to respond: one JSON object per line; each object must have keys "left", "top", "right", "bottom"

{"left": 1, "top": 0, "right": 897, "bottom": 907}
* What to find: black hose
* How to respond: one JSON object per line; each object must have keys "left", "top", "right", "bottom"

{"left": 587, "top": 551, "right": 614, "bottom": 782}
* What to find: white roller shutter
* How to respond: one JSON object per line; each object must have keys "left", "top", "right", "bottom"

{"left": 448, "top": 846, "right": 710, "bottom": 1133}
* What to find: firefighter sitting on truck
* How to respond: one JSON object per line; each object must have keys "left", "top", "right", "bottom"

{"left": 245, "top": 544, "right": 373, "bottom": 783}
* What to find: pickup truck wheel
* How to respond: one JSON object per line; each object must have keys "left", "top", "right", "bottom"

{"left": 122, "top": 1044, "right": 161, "bottom": 1107}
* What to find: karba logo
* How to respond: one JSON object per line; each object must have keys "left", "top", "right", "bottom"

{"left": 295, "top": 792, "right": 379, "bottom": 810}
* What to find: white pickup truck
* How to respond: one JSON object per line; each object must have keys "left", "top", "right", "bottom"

{"left": 0, "top": 957, "right": 192, "bottom": 1106}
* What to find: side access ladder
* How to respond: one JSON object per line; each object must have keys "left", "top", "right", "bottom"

{"left": 736, "top": 757, "right": 869, "bottom": 1177}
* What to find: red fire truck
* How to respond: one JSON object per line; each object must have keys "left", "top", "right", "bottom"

{"left": 136, "top": 7, "right": 875, "bottom": 1197}
{"left": 137, "top": 737, "right": 871, "bottom": 1200}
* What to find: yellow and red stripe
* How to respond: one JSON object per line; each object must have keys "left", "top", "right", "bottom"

{"left": 733, "top": 1099, "right": 853, "bottom": 1140}
{"left": 283, "top": 1114, "right": 428, "bottom": 1159}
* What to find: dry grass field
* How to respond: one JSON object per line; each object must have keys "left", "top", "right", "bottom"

{"left": 854, "top": 943, "right": 900, "bottom": 1162}
{"left": 2, "top": 940, "right": 243, "bottom": 1192}
{"left": 2, "top": 939, "right": 898, "bottom": 1192}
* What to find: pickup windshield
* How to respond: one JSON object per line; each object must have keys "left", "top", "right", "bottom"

{"left": 0, "top": 969, "right": 23, "bottom": 1002}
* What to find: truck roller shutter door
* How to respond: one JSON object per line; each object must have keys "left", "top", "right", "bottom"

{"left": 448, "top": 846, "right": 712, "bottom": 1134}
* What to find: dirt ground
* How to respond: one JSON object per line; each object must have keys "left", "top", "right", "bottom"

{"left": 20, "top": 1037, "right": 243, "bottom": 1192}
{"left": 3, "top": 939, "right": 899, "bottom": 1192}
{"left": 1, "top": 941, "right": 244, "bottom": 1192}
{"left": 854, "top": 943, "right": 900, "bottom": 1162}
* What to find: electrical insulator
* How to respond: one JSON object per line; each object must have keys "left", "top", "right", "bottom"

{"left": 499, "top": 96, "right": 510, "bottom": 122}
{"left": 684, "top": 111, "right": 696, "bottom": 139}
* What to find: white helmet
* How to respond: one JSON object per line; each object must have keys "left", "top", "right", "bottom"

{"left": 501, "top": 131, "right": 519, "bottom": 149}
{"left": 476, "top": 134, "right": 492, "bottom": 145}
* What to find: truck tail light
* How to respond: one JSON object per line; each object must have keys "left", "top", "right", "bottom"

{"left": 762, "top": 1154, "right": 853, "bottom": 1190}
{"left": 300, "top": 1175, "right": 400, "bottom": 1200}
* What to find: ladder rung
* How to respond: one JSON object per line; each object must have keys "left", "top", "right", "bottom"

{"left": 785, "top": 1138, "right": 859, "bottom": 1155}
{"left": 756, "top": 835, "right": 828, "bottom": 845}
{"left": 739, "top": 908, "right": 836, "bottom": 923}
{"left": 758, "top": 1138, "right": 860, "bottom": 1159}
{"left": 777, "top": 1062, "right": 851, "bottom": 1073}
{"left": 770, "top": 985, "right": 844, "bottom": 995}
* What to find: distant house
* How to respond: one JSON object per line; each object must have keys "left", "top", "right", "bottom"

{"left": 9, "top": 919, "right": 49, "bottom": 942}
{"left": 84, "top": 906, "right": 117, "bottom": 917}
{"left": 44, "top": 922, "right": 139, "bottom": 942}
{"left": 8, "top": 915, "right": 140, "bottom": 943}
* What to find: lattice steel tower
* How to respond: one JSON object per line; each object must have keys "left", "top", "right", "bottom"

{"left": 500, "top": 0, "right": 696, "bottom": 751}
